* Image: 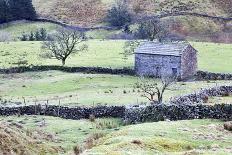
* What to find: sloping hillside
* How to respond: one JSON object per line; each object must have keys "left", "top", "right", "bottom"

{"left": 84, "top": 119, "right": 232, "bottom": 155}
{"left": 33, "top": 0, "right": 112, "bottom": 26}
{"left": 0, "top": 122, "right": 60, "bottom": 154}
{"left": 32, "top": 0, "right": 230, "bottom": 27}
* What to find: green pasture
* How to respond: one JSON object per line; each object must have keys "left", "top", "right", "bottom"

{"left": 0, "top": 41, "right": 231, "bottom": 73}
{"left": 0, "top": 20, "right": 120, "bottom": 40}
{"left": 0, "top": 40, "right": 132, "bottom": 69}
{"left": 87, "top": 119, "right": 232, "bottom": 155}
{"left": 0, "top": 71, "right": 231, "bottom": 106}
{"left": 0, "top": 21, "right": 59, "bottom": 40}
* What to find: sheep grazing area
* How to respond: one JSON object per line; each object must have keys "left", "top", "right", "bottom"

{"left": 0, "top": 71, "right": 231, "bottom": 107}
{"left": 0, "top": 21, "right": 232, "bottom": 155}
{"left": 0, "top": 39, "right": 231, "bottom": 154}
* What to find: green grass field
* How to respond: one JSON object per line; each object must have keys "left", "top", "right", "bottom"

{"left": 0, "top": 71, "right": 231, "bottom": 106}
{"left": 86, "top": 119, "right": 232, "bottom": 155}
{"left": 1, "top": 116, "right": 231, "bottom": 155}
{"left": 0, "top": 21, "right": 59, "bottom": 40}
{"left": 0, "top": 40, "right": 132, "bottom": 69}
{"left": 0, "top": 20, "right": 120, "bottom": 40}
{"left": 0, "top": 41, "right": 231, "bottom": 73}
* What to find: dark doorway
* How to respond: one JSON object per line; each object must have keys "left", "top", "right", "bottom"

{"left": 172, "top": 68, "right": 178, "bottom": 76}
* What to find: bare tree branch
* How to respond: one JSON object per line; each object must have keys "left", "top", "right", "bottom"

{"left": 41, "top": 28, "right": 87, "bottom": 65}
{"left": 136, "top": 76, "right": 176, "bottom": 104}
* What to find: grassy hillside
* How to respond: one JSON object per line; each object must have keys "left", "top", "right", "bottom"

{"left": 1, "top": 116, "right": 231, "bottom": 155}
{"left": 0, "top": 115, "right": 122, "bottom": 154}
{"left": 32, "top": 0, "right": 229, "bottom": 27}
{"left": 31, "top": 0, "right": 232, "bottom": 43}
{"left": 84, "top": 119, "right": 232, "bottom": 155}
{"left": 0, "top": 120, "right": 60, "bottom": 154}
{"left": 0, "top": 21, "right": 59, "bottom": 40}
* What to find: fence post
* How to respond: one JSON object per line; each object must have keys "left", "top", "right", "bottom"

{"left": 23, "top": 97, "right": 26, "bottom": 106}
{"left": 34, "top": 101, "right": 37, "bottom": 114}
{"left": 58, "top": 99, "right": 61, "bottom": 117}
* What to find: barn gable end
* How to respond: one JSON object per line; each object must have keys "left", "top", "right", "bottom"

{"left": 135, "top": 42, "right": 198, "bottom": 79}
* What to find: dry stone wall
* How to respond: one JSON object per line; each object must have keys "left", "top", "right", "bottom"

{"left": 196, "top": 71, "right": 232, "bottom": 80}
{"left": 0, "top": 86, "right": 231, "bottom": 124}
{"left": 171, "top": 86, "right": 232, "bottom": 105}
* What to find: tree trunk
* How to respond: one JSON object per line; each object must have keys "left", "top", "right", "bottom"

{"left": 62, "top": 59, "right": 66, "bottom": 66}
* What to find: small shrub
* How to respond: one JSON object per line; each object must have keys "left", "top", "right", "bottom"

{"left": 19, "top": 28, "right": 49, "bottom": 41}
{"left": 131, "top": 139, "right": 142, "bottom": 145}
{"left": 123, "top": 90, "right": 127, "bottom": 94}
{"left": 73, "top": 145, "right": 82, "bottom": 155}
{"left": 19, "top": 33, "right": 28, "bottom": 41}
{"left": 84, "top": 132, "right": 105, "bottom": 150}
{"left": 106, "top": 0, "right": 132, "bottom": 27}
{"left": 29, "top": 32, "right": 35, "bottom": 41}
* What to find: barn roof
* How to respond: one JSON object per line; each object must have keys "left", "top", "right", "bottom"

{"left": 135, "top": 42, "right": 191, "bottom": 56}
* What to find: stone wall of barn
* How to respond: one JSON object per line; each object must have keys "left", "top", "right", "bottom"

{"left": 135, "top": 53, "right": 181, "bottom": 77}
{"left": 181, "top": 45, "right": 198, "bottom": 79}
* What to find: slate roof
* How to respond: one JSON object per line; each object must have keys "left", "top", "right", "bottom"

{"left": 135, "top": 42, "right": 191, "bottom": 56}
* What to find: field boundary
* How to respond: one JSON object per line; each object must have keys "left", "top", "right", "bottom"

{"left": 0, "top": 66, "right": 232, "bottom": 81}
{"left": 0, "top": 103, "right": 231, "bottom": 123}
{"left": 196, "top": 71, "right": 232, "bottom": 80}
{"left": 32, "top": 18, "right": 118, "bottom": 31}
{"left": 0, "top": 65, "right": 135, "bottom": 75}
{"left": 1, "top": 86, "right": 231, "bottom": 123}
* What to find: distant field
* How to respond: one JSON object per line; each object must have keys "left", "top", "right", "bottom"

{"left": 0, "top": 21, "right": 59, "bottom": 40}
{"left": 0, "top": 41, "right": 231, "bottom": 73}
{"left": 0, "top": 21, "right": 120, "bottom": 40}
{"left": 191, "top": 42, "right": 232, "bottom": 73}
{"left": 0, "top": 71, "right": 231, "bottom": 106}
{"left": 0, "top": 40, "right": 132, "bottom": 69}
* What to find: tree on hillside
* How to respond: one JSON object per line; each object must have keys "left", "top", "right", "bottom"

{"left": 0, "top": 0, "right": 9, "bottom": 23}
{"left": 133, "top": 17, "right": 169, "bottom": 42}
{"left": 135, "top": 76, "right": 176, "bottom": 104}
{"left": 8, "top": 0, "right": 36, "bottom": 21}
{"left": 106, "top": 0, "right": 132, "bottom": 27}
{"left": 42, "top": 29, "right": 88, "bottom": 66}
{"left": 0, "top": 0, "right": 36, "bottom": 23}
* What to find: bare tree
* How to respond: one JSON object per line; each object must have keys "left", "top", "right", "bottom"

{"left": 135, "top": 76, "right": 176, "bottom": 104}
{"left": 132, "top": 17, "right": 169, "bottom": 42}
{"left": 42, "top": 28, "right": 87, "bottom": 66}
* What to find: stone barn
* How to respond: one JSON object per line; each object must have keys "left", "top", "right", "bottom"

{"left": 135, "top": 42, "right": 198, "bottom": 79}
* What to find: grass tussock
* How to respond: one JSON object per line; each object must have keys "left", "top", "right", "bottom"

{"left": 0, "top": 121, "right": 61, "bottom": 155}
